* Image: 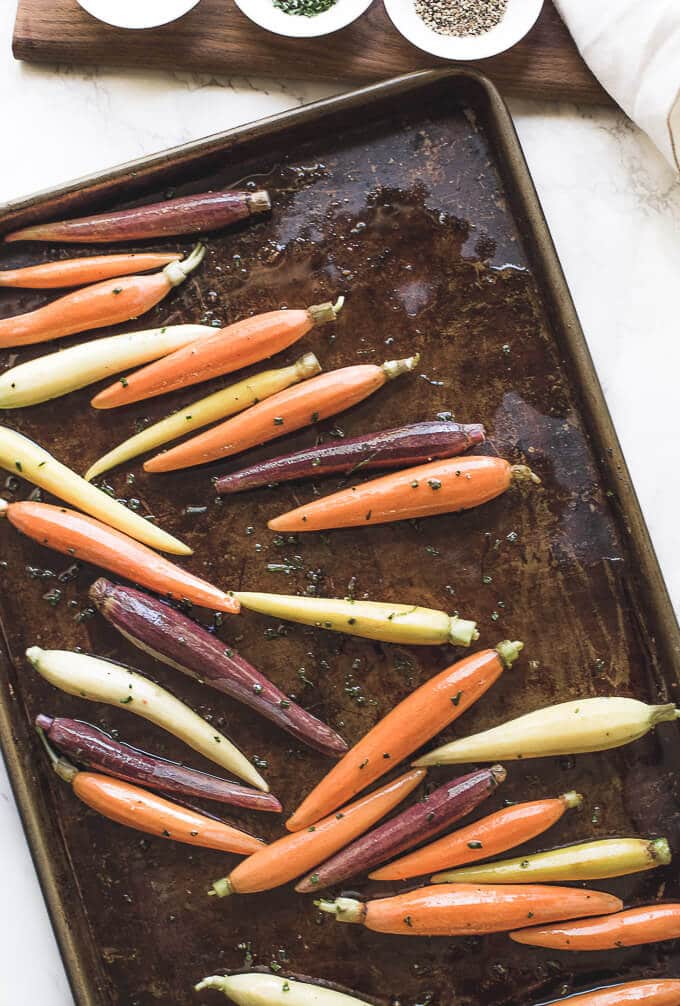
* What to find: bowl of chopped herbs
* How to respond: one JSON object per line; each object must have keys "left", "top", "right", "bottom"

{"left": 383, "top": 0, "right": 544, "bottom": 59}
{"left": 233, "top": 0, "right": 374, "bottom": 37}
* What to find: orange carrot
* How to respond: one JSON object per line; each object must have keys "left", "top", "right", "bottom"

{"left": 538, "top": 982, "right": 680, "bottom": 1005}
{"left": 42, "top": 733, "right": 262, "bottom": 854}
{"left": 0, "top": 252, "right": 181, "bottom": 289}
{"left": 144, "top": 355, "right": 419, "bottom": 473}
{"left": 0, "top": 499, "right": 239, "bottom": 613}
{"left": 316, "top": 884, "right": 623, "bottom": 936}
{"left": 74, "top": 773, "right": 263, "bottom": 853}
{"left": 92, "top": 297, "right": 344, "bottom": 410}
{"left": 0, "top": 245, "right": 204, "bottom": 348}
{"left": 268, "top": 455, "right": 540, "bottom": 532}
{"left": 511, "top": 903, "right": 680, "bottom": 951}
{"left": 209, "top": 768, "right": 425, "bottom": 896}
{"left": 286, "top": 641, "right": 523, "bottom": 832}
{"left": 370, "top": 791, "right": 583, "bottom": 881}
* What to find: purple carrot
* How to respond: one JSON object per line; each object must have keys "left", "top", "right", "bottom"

{"left": 4, "top": 190, "right": 271, "bottom": 244}
{"left": 214, "top": 420, "right": 486, "bottom": 495}
{"left": 35, "top": 714, "right": 281, "bottom": 812}
{"left": 295, "top": 765, "right": 506, "bottom": 892}
{"left": 89, "top": 578, "right": 348, "bottom": 758}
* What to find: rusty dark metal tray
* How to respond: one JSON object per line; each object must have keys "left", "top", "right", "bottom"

{"left": 0, "top": 69, "right": 679, "bottom": 1006}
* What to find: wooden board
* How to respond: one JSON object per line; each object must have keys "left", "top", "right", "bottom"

{"left": 13, "top": 0, "right": 609, "bottom": 103}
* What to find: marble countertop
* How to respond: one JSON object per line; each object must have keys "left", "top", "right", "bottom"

{"left": 1, "top": 3, "right": 679, "bottom": 1004}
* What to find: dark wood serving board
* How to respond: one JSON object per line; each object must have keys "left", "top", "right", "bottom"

{"left": 13, "top": 0, "right": 609, "bottom": 103}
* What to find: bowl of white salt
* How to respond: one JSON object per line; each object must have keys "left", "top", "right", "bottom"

{"left": 383, "top": 0, "right": 544, "bottom": 60}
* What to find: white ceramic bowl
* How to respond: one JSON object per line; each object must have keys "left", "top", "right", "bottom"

{"left": 232, "top": 0, "right": 374, "bottom": 39}
{"left": 76, "top": 0, "right": 202, "bottom": 29}
{"left": 383, "top": 0, "right": 544, "bottom": 60}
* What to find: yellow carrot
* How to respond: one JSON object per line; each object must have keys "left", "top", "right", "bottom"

{"left": 235, "top": 591, "right": 479, "bottom": 647}
{"left": 433, "top": 837, "right": 672, "bottom": 884}
{"left": 0, "top": 426, "right": 190, "bottom": 555}
{"left": 0, "top": 325, "right": 213, "bottom": 409}
{"left": 84, "top": 353, "right": 321, "bottom": 481}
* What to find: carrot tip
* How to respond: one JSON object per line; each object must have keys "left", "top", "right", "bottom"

{"left": 448, "top": 616, "right": 479, "bottom": 647}
{"left": 381, "top": 353, "right": 420, "bottom": 380}
{"left": 495, "top": 639, "right": 524, "bottom": 669}
{"left": 315, "top": 897, "right": 363, "bottom": 923}
{"left": 511, "top": 464, "right": 541, "bottom": 486}
{"left": 248, "top": 190, "right": 272, "bottom": 215}
{"left": 209, "top": 877, "right": 234, "bottom": 898}
{"left": 195, "top": 977, "right": 229, "bottom": 992}
{"left": 308, "top": 296, "right": 344, "bottom": 326}
{"left": 563, "top": 790, "right": 584, "bottom": 809}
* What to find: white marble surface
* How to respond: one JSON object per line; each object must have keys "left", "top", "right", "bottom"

{"left": 1, "top": 1, "right": 679, "bottom": 1003}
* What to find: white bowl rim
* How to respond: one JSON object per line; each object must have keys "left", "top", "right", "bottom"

{"left": 383, "top": 0, "right": 545, "bottom": 60}
{"left": 76, "top": 0, "right": 202, "bottom": 29}
{"left": 232, "top": 0, "right": 375, "bottom": 39}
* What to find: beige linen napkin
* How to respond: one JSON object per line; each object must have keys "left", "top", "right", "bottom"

{"left": 554, "top": 0, "right": 680, "bottom": 170}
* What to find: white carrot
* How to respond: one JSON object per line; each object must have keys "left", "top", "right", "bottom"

{"left": 415, "top": 697, "right": 680, "bottom": 766}
{"left": 26, "top": 647, "right": 267, "bottom": 791}
{"left": 84, "top": 352, "right": 322, "bottom": 481}
{"left": 0, "top": 324, "right": 213, "bottom": 408}
{"left": 235, "top": 591, "right": 479, "bottom": 647}
{"left": 0, "top": 426, "right": 190, "bottom": 555}
{"left": 195, "top": 973, "right": 373, "bottom": 1006}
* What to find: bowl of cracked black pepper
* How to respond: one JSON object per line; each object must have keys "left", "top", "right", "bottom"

{"left": 383, "top": 0, "right": 544, "bottom": 59}
{"left": 232, "top": 0, "right": 374, "bottom": 38}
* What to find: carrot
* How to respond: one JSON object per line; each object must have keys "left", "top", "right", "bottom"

{"left": 74, "top": 773, "right": 263, "bottom": 853}
{"left": 4, "top": 189, "right": 270, "bottom": 244}
{"left": 196, "top": 973, "right": 373, "bottom": 1006}
{"left": 0, "top": 244, "right": 204, "bottom": 349}
{"left": 286, "top": 641, "right": 523, "bottom": 832}
{"left": 0, "top": 324, "right": 213, "bottom": 409}
{"left": 433, "top": 837, "right": 671, "bottom": 885}
{"left": 91, "top": 297, "right": 344, "bottom": 410}
{"left": 84, "top": 353, "right": 321, "bottom": 480}
{"left": 268, "top": 456, "right": 540, "bottom": 533}
{"left": 40, "top": 732, "right": 263, "bottom": 854}
{"left": 415, "top": 696, "right": 680, "bottom": 766}
{"left": 144, "top": 354, "right": 419, "bottom": 472}
{"left": 0, "top": 425, "right": 189, "bottom": 554}
{"left": 0, "top": 252, "right": 181, "bottom": 289}
{"left": 538, "top": 982, "right": 680, "bottom": 1005}
{"left": 511, "top": 903, "right": 680, "bottom": 951}
{"left": 369, "top": 791, "right": 583, "bottom": 881}
{"left": 30, "top": 647, "right": 262, "bottom": 788}
{"left": 0, "top": 499, "right": 239, "bottom": 613}
{"left": 209, "top": 768, "right": 425, "bottom": 897}
{"left": 316, "top": 884, "right": 623, "bottom": 936}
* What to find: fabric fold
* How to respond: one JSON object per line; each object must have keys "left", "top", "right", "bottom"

{"left": 554, "top": 0, "right": 680, "bottom": 170}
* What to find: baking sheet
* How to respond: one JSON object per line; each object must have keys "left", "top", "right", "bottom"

{"left": 0, "top": 70, "right": 678, "bottom": 1006}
